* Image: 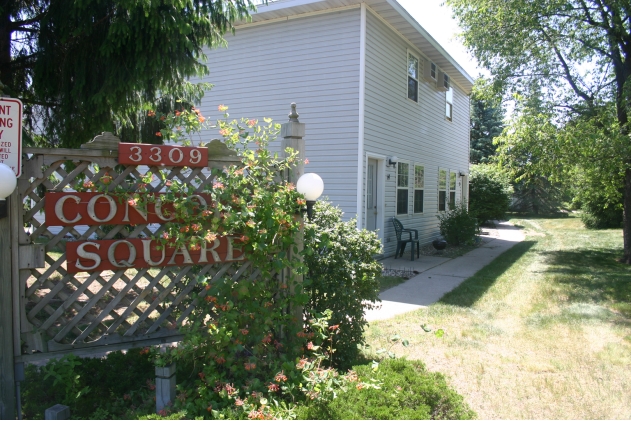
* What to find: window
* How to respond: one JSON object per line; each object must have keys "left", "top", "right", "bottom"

{"left": 438, "top": 169, "right": 447, "bottom": 211}
{"left": 445, "top": 87, "right": 453, "bottom": 121}
{"left": 397, "top": 162, "right": 409, "bottom": 215}
{"left": 414, "top": 165, "right": 424, "bottom": 213}
{"left": 407, "top": 52, "right": 419, "bottom": 102}
{"left": 449, "top": 171, "right": 457, "bottom": 209}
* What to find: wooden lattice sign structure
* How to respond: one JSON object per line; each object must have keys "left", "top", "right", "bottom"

{"left": 13, "top": 133, "right": 264, "bottom": 359}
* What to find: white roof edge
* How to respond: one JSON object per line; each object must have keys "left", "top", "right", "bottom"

{"left": 384, "top": 0, "right": 474, "bottom": 85}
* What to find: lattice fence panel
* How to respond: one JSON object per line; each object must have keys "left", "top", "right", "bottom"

{"left": 17, "top": 147, "right": 257, "bottom": 355}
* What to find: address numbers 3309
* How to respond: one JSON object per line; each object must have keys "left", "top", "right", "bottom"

{"left": 118, "top": 143, "right": 208, "bottom": 167}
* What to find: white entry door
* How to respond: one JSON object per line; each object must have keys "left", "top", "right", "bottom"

{"left": 366, "top": 158, "right": 378, "bottom": 231}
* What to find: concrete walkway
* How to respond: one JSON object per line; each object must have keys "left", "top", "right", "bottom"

{"left": 365, "top": 221, "right": 525, "bottom": 321}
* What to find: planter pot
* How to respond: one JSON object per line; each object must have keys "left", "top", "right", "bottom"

{"left": 432, "top": 239, "right": 447, "bottom": 250}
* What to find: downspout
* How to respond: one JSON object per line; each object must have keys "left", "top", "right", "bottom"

{"left": 356, "top": 2, "right": 366, "bottom": 229}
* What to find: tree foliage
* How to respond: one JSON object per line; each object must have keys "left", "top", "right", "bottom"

{"left": 470, "top": 78, "right": 504, "bottom": 164}
{"left": 448, "top": 0, "right": 631, "bottom": 261}
{"left": 2, "top": 0, "right": 260, "bottom": 147}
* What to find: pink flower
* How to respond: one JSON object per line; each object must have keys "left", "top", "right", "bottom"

{"left": 304, "top": 158, "right": 309, "bottom": 164}
{"left": 307, "top": 342, "right": 314, "bottom": 350}
{"left": 219, "top": 128, "right": 230, "bottom": 136}
{"left": 218, "top": 104, "right": 228, "bottom": 112}
{"left": 235, "top": 399, "right": 245, "bottom": 407}
{"left": 192, "top": 223, "right": 202, "bottom": 232}
{"left": 100, "top": 175, "right": 112, "bottom": 185}
{"left": 127, "top": 198, "right": 137, "bottom": 207}
{"left": 267, "top": 383, "right": 279, "bottom": 392}
{"left": 213, "top": 181, "right": 225, "bottom": 190}
{"left": 155, "top": 131, "right": 162, "bottom": 137}
{"left": 161, "top": 232, "right": 170, "bottom": 240}
{"left": 274, "top": 371, "right": 287, "bottom": 382}
{"left": 247, "top": 119, "right": 257, "bottom": 127}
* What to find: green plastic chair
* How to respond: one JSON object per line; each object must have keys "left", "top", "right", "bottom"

{"left": 392, "top": 217, "right": 420, "bottom": 261}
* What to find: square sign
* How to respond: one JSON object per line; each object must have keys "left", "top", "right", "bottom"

{"left": 0, "top": 97, "right": 22, "bottom": 178}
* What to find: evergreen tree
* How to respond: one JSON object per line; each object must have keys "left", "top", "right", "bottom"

{"left": 470, "top": 79, "right": 504, "bottom": 164}
{"left": 1, "top": 0, "right": 260, "bottom": 147}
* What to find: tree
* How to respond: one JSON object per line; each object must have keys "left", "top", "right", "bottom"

{"left": 2, "top": 0, "right": 260, "bottom": 148}
{"left": 448, "top": 0, "right": 631, "bottom": 263}
{"left": 470, "top": 79, "right": 504, "bottom": 163}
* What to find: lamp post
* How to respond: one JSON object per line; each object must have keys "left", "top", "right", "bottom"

{"left": 0, "top": 163, "right": 17, "bottom": 219}
{"left": 297, "top": 173, "right": 324, "bottom": 221}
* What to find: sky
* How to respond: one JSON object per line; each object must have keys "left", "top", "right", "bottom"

{"left": 396, "top": 0, "right": 483, "bottom": 79}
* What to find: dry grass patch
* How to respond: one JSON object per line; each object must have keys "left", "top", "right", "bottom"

{"left": 365, "top": 216, "right": 631, "bottom": 419}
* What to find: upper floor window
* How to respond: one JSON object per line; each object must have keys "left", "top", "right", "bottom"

{"left": 445, "top": 87, "right": 453, "bottom": 121}
{"left": 414, "top": 165, "right": 424, "bottom": 213}
{"left": 407, "top": 52, "right": 419, "bottom": 102}
{"left": 397, "top": 162, "right": 410, "bottom": 214}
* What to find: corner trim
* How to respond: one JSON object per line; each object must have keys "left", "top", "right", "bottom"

{"left": 357, "top": 2, "right": 367, "bottom": 229}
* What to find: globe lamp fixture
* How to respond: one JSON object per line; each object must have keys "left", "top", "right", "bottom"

{"left": 296, "top": 173, "right": 324, "bottom": 221}
{"left": 0, "top": 163, "right": 17, "bottom": 219}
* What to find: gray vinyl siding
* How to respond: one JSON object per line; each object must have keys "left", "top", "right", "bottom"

{"left": 363, "top": 10, "right": 470, "bottom": 256}
{"left": 195, "top": 8, "right": 362, "bottom": 218}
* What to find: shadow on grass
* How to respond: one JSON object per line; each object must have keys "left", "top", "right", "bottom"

{"left": 541, "top": 249, "right": 631, "bottom": 319}
{"left": 438, "top": 241, "right": 537, "bottom": 308}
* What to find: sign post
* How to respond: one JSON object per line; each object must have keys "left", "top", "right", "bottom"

{"left": 0, "top": 98, "right": 22, "bottom": 178}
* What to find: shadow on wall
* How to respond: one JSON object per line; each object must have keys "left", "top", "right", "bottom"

{"left": 438, "top": 240, "right": 537, "bottom": 308}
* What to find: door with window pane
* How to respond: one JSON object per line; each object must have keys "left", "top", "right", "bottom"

{"left": 366, "top": 159, "right": 378, "bottom": 231}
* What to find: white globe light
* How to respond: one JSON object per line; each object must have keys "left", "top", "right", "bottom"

{"left": 296, "top": 173, "right": 324, "bottom": 201}
{"left": 0, "top": 163, "right": 17, "bottom": 200}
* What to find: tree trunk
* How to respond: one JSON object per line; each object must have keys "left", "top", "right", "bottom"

{"left": 0, "top": 7, "right": 12, "bottom": 89}
{"left": 622, "top": 168, "right": 631, "bottom": 263}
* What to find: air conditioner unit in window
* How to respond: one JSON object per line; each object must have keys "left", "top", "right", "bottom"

{"left": 437, "top": 71, "right": 450, "bottom": 92}
{"left": 423, "top": 58, "right": 437, "bottom": 83}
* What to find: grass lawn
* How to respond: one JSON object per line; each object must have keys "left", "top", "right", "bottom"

{"left": 365, "top": 215, "right": 631, "bottom": 419}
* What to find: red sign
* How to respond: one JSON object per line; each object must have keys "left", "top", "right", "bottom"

{"left": 0, "top": 97, "right": 22, "bottom": 177}
{"left": 45, "top": 192, "right": 212, "bottom": 227}
{"left": 118, "top": 143, "right": 208, "bottom": 167}
{"left": 66, "top": 237, "right": 244, "bottom": 273}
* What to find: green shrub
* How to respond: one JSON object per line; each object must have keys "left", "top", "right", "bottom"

{"left": 437, "top": 203, "right": 478, "bottom": 246}
{"left": 21, "top": 349, "right": 156, "bottom": 419}
{"left": 469, "top": 164, "right": 513, "bottom": 224}
{"left": 296, "top": 358, "right": 476, "bottom": 420}
{"left": 580, "top": 207, "right": 623, "bottom": 229}
{"left": 304, "top": 201, "right": 382, "bottom": 369}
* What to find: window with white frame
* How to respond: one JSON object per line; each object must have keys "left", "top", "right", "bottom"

{"left": 414, "top": 165, "right": 424, "bottom": 213}
{"left": 449, "top": 171, "right": 457, "bottom": 209}
{"left": 397, "top": 162, "right": 409, "bottom": 215}
{"left": 438, "top": 168, "right": 447, "bottom": 211}
{"left": 445, "top": 87, "right": 453, "bottom": 121}
{"left": 407, "top": 52, "right": 419, "bottom": 102}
